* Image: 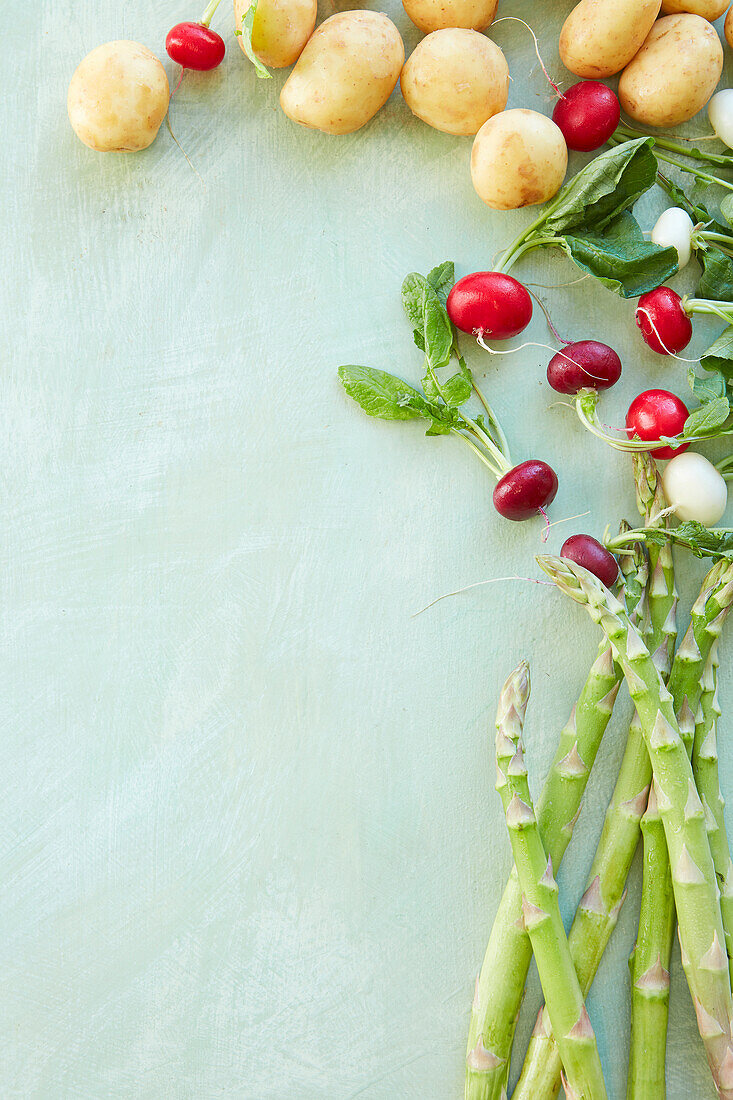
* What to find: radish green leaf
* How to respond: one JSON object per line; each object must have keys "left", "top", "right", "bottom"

{"left": 559, "top": 212, "right": 678, "bottom": 298}
{"left": 338, "top": 365, "right": 429, "bottom": 420}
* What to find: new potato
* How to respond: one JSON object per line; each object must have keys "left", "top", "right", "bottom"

{"left": 619, "top": 14, "right": 723, "bottom": 128}
{"left": 67, "top": 41, "right": 169, "bottom": 152}
{"left": 400, "top": 30, "right": 509, "bottom": 136}
{"left": 560, "top": 0, "right": 661, "bottom": 78}
{"left": 661, "top": 0, "right": 728, "bottom": 15}
{"left": 234, "top": 0, "right": 316, "bottom": 68}
{"left": 726, "top": 4, "right": 733, "bottom": 49}
{"left": 280, "top": 12, "right": 404, "bottom": 135}
{"left": 402, "top": 0, "right": 498, "bottom": 34}
{"left": 471, "top": 109, "right": 567, "bottom": 210}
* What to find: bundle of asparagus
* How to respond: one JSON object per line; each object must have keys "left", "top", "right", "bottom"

{"left": 469, "top": 454, "right": 733, "bottom": 1100}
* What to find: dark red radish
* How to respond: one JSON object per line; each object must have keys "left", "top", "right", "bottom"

{"left": 552, "top": 82, "right": 620, "bottom": 152}
{"left": 166, "top": 22, "right": 226, "bottom": 70}
{"left": 447, "top": 272, "right": 533, "bottom": 340}
{"left": 635, "top": 287, "right": 692, "bottom": 355}
{"left": 626, "top": 390, "right": 690, "bottom": 459}
{"left": 547, "top": 340, "right": 622, "bottom": 394}
{"left": 561, "top": 534, "right": 618, "bottom": 587}
{"left": 493, "top": 459, "right": 558, "bottom": 521}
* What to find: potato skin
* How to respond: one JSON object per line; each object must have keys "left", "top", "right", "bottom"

{"left": 661, "top": 0, "right": 728, "bottom": 15}
{"left": 67, "top": 41, "right": 169, "bottom": 152}
{"left": 619, "top": 14, "right": 723, "bottom": 127}
{"left": 402, "top": 0, "right": 498, "bottom": 34}
{"left": 470, "top": 109, "right": 568, "bottom": 210}
{"left": 234, "top": 0, "right": 316, "bottom": 69}
{"left": 726, "top": 3, "right": 733, "bottom": 48}
{"left": 400, "top": 30, "right": 508, "bottom": 136}
{"left": 560, "top": 0, "right": 661, "bottom": 78}
{"left": 280, "top": 12, "right": 404, "bottom": 135}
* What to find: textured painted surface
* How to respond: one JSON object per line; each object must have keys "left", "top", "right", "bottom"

{"left": 3, "top": 1, "right": 732, "bottom": 1097}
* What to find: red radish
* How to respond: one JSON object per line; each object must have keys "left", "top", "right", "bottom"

{"left": 493, "top": 459, "right": 558, "bottom": 521}
{"left": 166, "top": 23, "right": 225, "bottom": 70}
{"left": 547, "top": 340, "right": 622, "bottom": 394}
{"left": 447, "top": 272, "right": 533, "bottom": 340}
{"left": 561, "top": 534, "right": 618, "bottom": 586}
{"left": 635, "top": 287, "right": 692, "bottom": 355}
{"left": 552, "top": 82, "right": 620, "bottom": 152}
{"left": 166, "top": 0, "right": 225, "bottom": 72}
{"left": 626, "top": 390, "right": 690, "bottom": 459}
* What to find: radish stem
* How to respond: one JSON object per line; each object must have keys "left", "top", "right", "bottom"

{"left": 685, "top": 298, "right": 733, "bottom": 325}
{"left": 199, "top": 0, "right": 223, "bottom": 26}
{"left": 497, "top": 237, "right": 558, "bottom": 274}
{"left": 717, "top": 455, "right": 733, "bottom": 481}
{"left": 452, "top": 430, "right": 506, "bottom": 479}
{"left": 423, "top": 357, "right": 511, "bottom": 474}
{"left": 471, "top": 381, "right": 512, "bottom": 462}
{"left": 493, "top": 210, "right": 556, "bottom": 273}
{"left": 614, "top": 123, "right": 733, "bottom": 170}
{"left": 607, "top": 526, "right": 733, "bottom": 553}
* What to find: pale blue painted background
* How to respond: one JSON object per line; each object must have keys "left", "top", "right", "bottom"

{"left": 3, "top": 1, "right": 732, "bottom": 1096}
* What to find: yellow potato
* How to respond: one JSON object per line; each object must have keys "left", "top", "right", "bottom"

{"left": 280, "top": 12, "right": 404, "bottom": 135}
{"left": 400, "top": 30, "right": 508, "bottom": 136}
{"left": 471, "top": 109, "right": 567, "bottom": 210}
{"left": 402, "top": 0, "right": 498, "bottom": 34}
{"left": 67, "top": 41, "right": 169, "bottom": 153}
{"left": 661, "top": 0, "right": 728, "bottom": 15}
{"left": 234, "top": 0, "right": 316, "bottom": 68}
{"left": 619, "top": 14, "right": 723, "bottom": 127}
{"left": 560, "top": 0, "right": 661, "bottom": 78}
{"left": 726, "top": 3, "right": 733, "bottom": 48}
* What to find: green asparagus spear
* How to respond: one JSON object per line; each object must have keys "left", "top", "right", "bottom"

{"left": 627, "top": 455, "right": 677, "bottom": 1100}
{"left": 694, "top": 643, "right": 733, "bottom": 989}
{"left": 627, "top": 779, "right": 676, "bottom": 1099}
{"left": 465, "top": 540, "right": 644, "bottom": 1100}
{"left": 514, "top": 554, "right": 733, "bottom": 1100}
{"left": 538, "top": 555, "right": 733, "bottom": 1099}
{"left": 495, "top": 662, "right": 608, "bottom": 1100}
{"left": 512, "top": 458, "right": 678, "bottom": 1100}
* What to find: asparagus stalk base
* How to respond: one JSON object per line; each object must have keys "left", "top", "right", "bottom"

{"left": 495, "top": 662, "right": 608, "bottom": 1100}
{"left": 538, "top": 556, "right": 733, "bottom": 1100}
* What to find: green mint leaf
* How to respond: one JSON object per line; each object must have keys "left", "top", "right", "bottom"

{"left": 234, "top": 3, "right": 272, "bottom": 79}
{"left": 682, "top": 396, "right": 731, "bottom": 438}
{"left": 698, "top": 247, "right": 733, "bottom": 303}
{"left": 701, "top": 326, "right": 733, "bottom": 383}
{"left": 540, "top": 138, "right": 659, "bottom": 237}
{"left": 426, "top": 261, "right": 455, "bottom": 308}
{"left": 338, "top": 365, "right": 429, "bottom": 420}
{"left": 558, "top": 211, "right": 679, "bottom": 298}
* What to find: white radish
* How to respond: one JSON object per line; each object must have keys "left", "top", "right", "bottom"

{"left": 651, "top": 207, "right": 695, "bottom": 270}
{"left": 708, "top": 89, "right": 733, "bottom": 150}
{"left": 662, "top": 451, "right": 728, "bottom": 525}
